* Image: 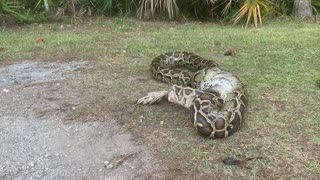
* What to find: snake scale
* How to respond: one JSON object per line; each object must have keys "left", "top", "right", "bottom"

{"left": 137, "top": 51, "right": 247, "bottom": 138}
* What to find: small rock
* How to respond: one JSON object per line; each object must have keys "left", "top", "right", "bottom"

{"left": 106, "top": 164, "right": 113, "bottom": 169}
{"left": 44, "top": 153, "right": 50, "bottom": 158}
{"left": 3, "top": 89, "right": 10, "bottom": 93}
{"left": 72, "top": 107, "right": 76, "bottom": 110}
{"left": 29, "top": 161, "right": 35, "bottom": 167}
{"left": 160, "top": 121, "right": 164, "bottom": 125}
{"left": 103, "top": 161, "right": 110, "bottom": 167}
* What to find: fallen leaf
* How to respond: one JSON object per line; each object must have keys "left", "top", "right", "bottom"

{"left": 37, "top": 37, "right": 45, "bottom": 43}
{"left": 224, "top": 48, "right": 236, "bottom": 56}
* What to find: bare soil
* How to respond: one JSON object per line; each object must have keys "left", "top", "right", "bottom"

{"left": 0, "top": 60, "right": 168, "bottom": 179}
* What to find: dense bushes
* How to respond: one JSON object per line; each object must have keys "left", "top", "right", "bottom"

{"left": 0, "top": 0, "right": 318, "bottom": 25}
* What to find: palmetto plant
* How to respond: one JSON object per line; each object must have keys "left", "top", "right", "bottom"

{"left": 223, "top": 0, "right": 271, "bottom": 28}
{"left": 137, "top": 0, "right": 271, "bottom": 27}
{"left": 79, "top": 0, "right": 137, "bottom": 15}
{"left": 87, "top": 0, "right": 113, "bottom": 14}
{"left": 0, "top": 0, "right": 23, "bottom": 18}
{"left": 312, "top": 0, "right": 320, "bottom": 15}
{"left": 138, "top": 0, "right": 178, "bottom": 19}
{"left": 0, "top": 0, "right": 36, "bottom": 22}
{"left": 2, "top": 0, "right": 313, "bottom": 25}
{"left": 34, "top": 0, "right": 50, "bottom": 13}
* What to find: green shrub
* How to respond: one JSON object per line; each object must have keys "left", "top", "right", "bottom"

{"left": 78, "top": 0, "right": 138, "bottom": 16}
{"left": 1, "top": 0, "right": 317, "bottom": 25}
{"left": 0, "top": 0, "right": 32, "bottom": 23}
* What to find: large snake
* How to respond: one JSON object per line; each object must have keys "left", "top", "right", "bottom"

{"left": 137, "top": 52, "right": 247, "bottom": 138}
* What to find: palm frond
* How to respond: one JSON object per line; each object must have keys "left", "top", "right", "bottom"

{"left": 222, "top": 0, "right": 233, "bottom": 16}
{"left": 138, "top": 0, "right": 178, "bottom": 19}
{"left": 0, "top": 0, "right": 22, "bottom": 17}
{"left": 233, "top": 0, "right": 270, "bottom": 28}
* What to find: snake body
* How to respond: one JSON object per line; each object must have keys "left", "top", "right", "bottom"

{"left": 138, "top": 52, "right": 247, "bottom": 138}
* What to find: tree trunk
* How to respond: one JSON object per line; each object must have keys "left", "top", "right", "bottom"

{"left": 294, "top": 0, "right": 314, "bottom": 21}
{"left": 44, "top": 0, "right": 50, "bottom": 13}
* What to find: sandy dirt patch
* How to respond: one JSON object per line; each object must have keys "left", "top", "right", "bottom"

{"left": 0, "top": 61, "right": 166, "bottom": 179}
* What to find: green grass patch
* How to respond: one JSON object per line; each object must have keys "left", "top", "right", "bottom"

{"left": 1, "top": 18, "right": 319, "bottom": 179}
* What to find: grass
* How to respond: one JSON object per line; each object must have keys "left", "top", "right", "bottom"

{"left": 1, "top": 18, "right": 320, "bottom": 179}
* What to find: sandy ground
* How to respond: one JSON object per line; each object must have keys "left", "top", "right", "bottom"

{"left": 0, "top": 61, "right": 165, "bottom": 179}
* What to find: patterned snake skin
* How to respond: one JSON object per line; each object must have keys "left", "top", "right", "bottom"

{"left": 137, "top": 52, "right": 247, "bottom": 138}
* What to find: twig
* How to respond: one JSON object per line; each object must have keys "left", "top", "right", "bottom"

{"left": 112, "top": 151, "right": 141, "bottom": 169}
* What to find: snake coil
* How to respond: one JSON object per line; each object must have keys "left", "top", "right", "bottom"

{"left": 138, "top": 51, "right": 247, "bottom": 138}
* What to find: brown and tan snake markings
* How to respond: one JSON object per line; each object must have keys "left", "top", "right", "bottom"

{"left": 137, "top": 51, "right": 247, "bottom": 138}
